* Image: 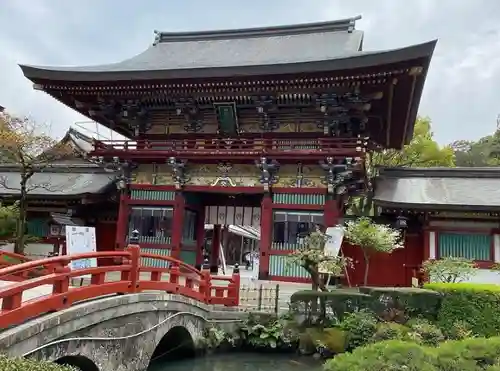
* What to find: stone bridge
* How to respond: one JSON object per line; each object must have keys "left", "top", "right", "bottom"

{"left": 0, "top": 293, "right": 245, "bottom": 371}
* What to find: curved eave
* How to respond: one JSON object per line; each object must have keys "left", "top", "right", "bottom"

{"left": 19, "top": 40, "right": 437, "bottom": 83}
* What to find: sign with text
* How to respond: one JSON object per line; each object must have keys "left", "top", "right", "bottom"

{"left": 319, "top": 226, "right": 345, "bottom": 274}
{"left": 65, "top": 226, "right": 97, "bottom": 273}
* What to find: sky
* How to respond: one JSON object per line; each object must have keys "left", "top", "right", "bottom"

{"left": 1, "top": 0, "right": 500, "bottom": 144}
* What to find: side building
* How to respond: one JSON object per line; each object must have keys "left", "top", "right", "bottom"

{"left": 0, "top": 128, "right": 118, "bottom": 259}
{"left": 19, "top": 17, "right": 436, "bottom": 281}
{"left": 370, "top": 167, "right": 500, "bottom": 286}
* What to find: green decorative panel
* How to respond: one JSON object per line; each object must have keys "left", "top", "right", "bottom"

{"left": 26, "top": 218, "right": 49, "bottom": 237}
{"left": 140, "top": 248, "right": 171, "bottom": 268}
{"left": 271, "top": 242, "right": 303, "bottom": 251}
{"left": 127, "top": 235, "right": 172, "bottom": 244}
{"left": 273, "top": 193, "right": 325, "bottom": 205}
{"left": 130, "top": 189, "right": 175, "bottom": 201}
{"left": 438, "top": 233, "right": 492, "bottom": 261}
{"left": 180, "top": 250, "right": 197, "bottom": 266}
{"left": 269, "top": 255, "right": 309, "bottom": 278}
{"left": 214, "top": 103, "right": 238, "bottom": 135}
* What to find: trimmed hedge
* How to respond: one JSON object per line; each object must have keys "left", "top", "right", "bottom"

{"left": 425, "top": 283, "right": 500, "bottom": 337}
{"left": 0, "top": 355, "right": 75, "bottom": 371}
{"left": 324, "top": 337, "right": 500, "bottom": 371}
{"left": 290, "top": 290, "right": 373, "bottom": 323}
{"left": 359, "top": 287, "right": 441, "bottom": 321}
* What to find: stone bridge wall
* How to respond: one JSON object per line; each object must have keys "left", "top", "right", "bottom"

{"left": 0, "top": 293, "right": 245, "bottom": 371}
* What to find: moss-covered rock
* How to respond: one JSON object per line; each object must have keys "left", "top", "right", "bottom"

{"left": 0, "top": 356, "right": 75, "bottom": 371}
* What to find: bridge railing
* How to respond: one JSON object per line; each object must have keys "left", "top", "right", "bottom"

{"left": 0, "top": 247, "right": 240, "bottom": 329}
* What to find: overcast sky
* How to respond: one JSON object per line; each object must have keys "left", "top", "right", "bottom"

{"left": 1, "top": 0, "right": 499, "bottom": 144}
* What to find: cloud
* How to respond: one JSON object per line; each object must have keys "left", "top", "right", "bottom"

{"left": 1, "top": 0, "right": 499, "bottom": 143}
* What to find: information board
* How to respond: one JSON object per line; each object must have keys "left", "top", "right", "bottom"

{"left": 65, "top": 226, "right": 97, "bottom": 272}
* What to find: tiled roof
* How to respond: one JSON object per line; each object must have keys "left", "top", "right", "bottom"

{"left": 374, "top": 167, "right": 500, "bottom": 210}
{"left": 19, "top": 17, "right": 436, "bottom": 81}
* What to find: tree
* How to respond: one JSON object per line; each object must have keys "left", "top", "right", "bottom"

{"left": 451, "top": 130, "right": 500, "bottom": 167}
{"left": 350, "top": 117, "right": 455, "bottom": 216}
{"left": 421, "top": 257, "right": 478, "bottom": 283}
{"left": 0, "top": 112, "right": 72, "bottom": 254}
{"left": 343, "top": 217, "right": 402, "bottom": 286}
{"left": 287, "top": 229, "right": 352, "bottom": 291}
{"left": 0, "top": 203, "right": 19, "bottom": 241}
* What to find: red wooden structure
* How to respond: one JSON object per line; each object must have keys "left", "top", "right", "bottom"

{"left": 19, "top": 17, "right": 436, "bottom": 284}
{"left": 0, "top": 246, "right": 240, "bottom": 329}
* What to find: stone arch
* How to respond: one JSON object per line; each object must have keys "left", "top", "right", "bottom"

{"left": 149, "top": 326, "right": 196, "bottom": 365}
{"left": 55, "top": 355, "right": 99, "bottom": 371}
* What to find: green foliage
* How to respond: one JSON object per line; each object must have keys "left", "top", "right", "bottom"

{"left": 451, "top": 128, "right": 500, "bottom": 167}
{"left": 371, "top": 322, "right": 409, "bottom": 342}
{"left": 422, "top": 257, "right": 479, "bottom": 283}
{"left": 349, "top": 117, "right": 455, "bottom": 216}
{"left": 359, "top": 287, "right": 442, "bottom": 321}
{"left": 344, "top": 217, "right": 402, "bottom": 285}
{"left": 287, "top": 230, "right": 352, "bottom": 291}
{"left": 239, "top": 313, "right": 299, "bottom": 350}
{"left": 200, "top": 326, "right": 236, "bottom": 350}
{"left": 0, "top": 355, "right": 75, "bottom": 371}
{"left": 405, "top": 318, "right": 444, "bottom": 346}
{"left": 302, "top": 327, "right": 347, "bottom": 356}
{"left": 325, "top": 340, "right": 435, "bottom": 371}
{"left": 289, "top": 289, "right": 373, "bottom": 325}
{"left": 338, "top": 309, "right": 378, "bottom": 351}
{"left": 0, "top": 204, "right": 18, "bottom": 239}
{"left": 325, "top": 337, "right": 500, "bottom": 371}
{"left": 425, "top": 283, "right": 500, "bottom": 338}
{"left": 372, "top": 117, "right": 456, "bottom": 168}
{"left": 344, "top": 217, "right": 403, "bottom": 254}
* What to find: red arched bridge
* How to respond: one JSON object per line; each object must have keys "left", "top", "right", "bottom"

{"left": 0, "top": 246, "right": 240, "bottom": 329}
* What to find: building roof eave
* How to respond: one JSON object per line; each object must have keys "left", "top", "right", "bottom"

{"left": 19, "top": 40, "right": 437, "bottom": 83}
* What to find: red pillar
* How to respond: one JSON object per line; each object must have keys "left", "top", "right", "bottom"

{"left": 171, "top": 192, "right": 185, "bottom": 260}
{"left": 115, "top": 193, "right": 129, "bottom": 250}
{"left": 323, "top": 198, "right": 339, "bottom": 227}
{"left": 259, "top": 194, "right": 273, "bottom": 280}
{"left": 195, "top": 207, "right": 206, "bottom": 269}
{"left": 211, "top": 225, "right": 221, "bottom": 273}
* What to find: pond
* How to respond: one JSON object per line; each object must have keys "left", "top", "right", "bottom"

{"left": 148, "top": 353, "right": 323, "bottom": 371}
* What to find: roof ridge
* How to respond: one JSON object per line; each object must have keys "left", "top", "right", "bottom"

{"left": 153, "top": 16, "right": 361, "bottom": 44}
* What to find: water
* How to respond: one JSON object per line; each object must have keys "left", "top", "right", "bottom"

{"left": 148, "top": 353, "right": 323, "bottom": 371}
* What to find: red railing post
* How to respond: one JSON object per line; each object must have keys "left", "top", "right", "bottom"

{"left": 52, "top": 259, "right": 71, "bottom": 309}
{"left": 124, "top": 229, "right": 141, "bottom": 293}
{"left": 227, "top": 263, "right": 240, "bottom": 306}
{"left": 200, "top": 259, "right": 212, "bottom": 304}
{"left": 127, "top": 245, "right": 140, "bottom": 293}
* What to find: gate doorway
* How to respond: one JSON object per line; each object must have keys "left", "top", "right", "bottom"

{"left": 193, "top": 192, "right": 262, "bottom": 278}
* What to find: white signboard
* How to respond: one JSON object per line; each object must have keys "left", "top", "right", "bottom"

{"left": 65, "top": 226, "right": 97, "bottom": 272}
{"left": 319, "top": 226, "right": 345, "bottom": 274}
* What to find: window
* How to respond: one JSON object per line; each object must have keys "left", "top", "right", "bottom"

{"left": 128, "top": 207, "right": 173, "bottom": 241}
{"left": 272, "top": 211, "right": 324, "bottom": 245}
{"left": 183, "top": 209, "right": 197, "bottom": 243}
{"left": 438, "top": 232, "right": 492, "bottom": 261}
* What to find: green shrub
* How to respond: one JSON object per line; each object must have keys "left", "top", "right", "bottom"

{"left": 425, "top": 283, "right": 500, "bottom": 337}
{"left": 360, "top": 287, "right": 442, "bottom": 321}
{"left": 371, "top": 322, "right": 409, "bottom": 342}
{"left": 300, "top": 327, "right": 346, "bottom": 355}
{"left": 406, "top": 318, "right": 444, "bottom": 346}
{"left": 338, "top": 309, "right": 378, "bottom": 350}
{"left": 324, "top": 340, "right": 435, "bottom": 371}
{"left": 0, "top": 355, "right": 75, "bottom": 371}
{"left": 290, "top": 289, "right": 372, "bottom": 325}
{"left": 324, "top": 337, "right": 500, "bottom": 371}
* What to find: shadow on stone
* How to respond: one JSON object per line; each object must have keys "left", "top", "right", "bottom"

{"left": 149, "top": 326, "right": 196, "bottom": 366}
{"left": 55, "top": 355, "right": 99, "bottom": 371}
